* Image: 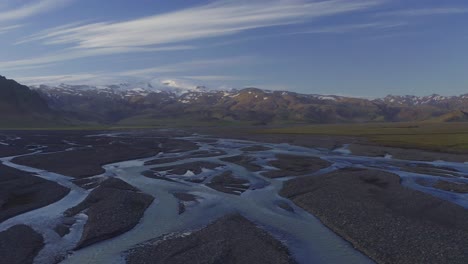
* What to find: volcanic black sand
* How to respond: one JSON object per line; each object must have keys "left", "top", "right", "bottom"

{"left": 349, "top": 143, "right": 468, "bottom": 163}
{"left": 262, "top": 154, "right": 331, "bottom": 178}
{"left": 433, "top": 180, "right": 468, "bottom": 193}
{"left": 220, "top": 155, "right": 263, "bottom": 172}
{"left": 206, "top": 171, "right": 250, "bottom": 195}
{"left": 0, "top": 144, "right": 32, "bottom": 157}
{"left": 241, "top": 145, "right": 272, "bottom": 152}
{"left": 0, "top": 224, "right": 44, "bottom": 264}
{"left": 125, "top": 214, "right": 297, "bottom": 264}
{"left": 149, "top": 161, "right": 224, "bottom": 176}
{"left": 0, "top": 164, "right": 70, "bottom": 222}
{"left": 280, "top": 168, "right": 468, "bottom": 264}
{"left": 398, "top": 163, "right": 461, "bottom": 177}
{"left": 191, "top": 127, "right": 356, "bottom": 150}
{"left": 143, "top": 161, "right": 225, "bottom": 185}
{"left": 144, "top": 149, "right": 226, "bottom": 165}
{"left": 65, "top": 178, "right": 154, "bottom": 249}
{"left": 172, "top": 192, "right": 199, "bottom": 214}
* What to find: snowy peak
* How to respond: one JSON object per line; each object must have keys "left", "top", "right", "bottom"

{"left": 376, "top": 94, "right": 468, "bottom": 106}
{"left": 30, "top": 81, "right": 468, "bottom": 109}
{"left": 31, "top": 79, "right": 221, "bottom": 98}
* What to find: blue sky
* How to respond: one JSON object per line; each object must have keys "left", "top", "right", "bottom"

{"left": 0, "top": 0, "right": 467, "bottom": 97}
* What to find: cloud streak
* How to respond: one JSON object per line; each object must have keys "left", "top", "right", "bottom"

{"left": 118, "top": 57, "right": 254, "bottom": 78}
{"left": 9, "top": 0, "right": 383, "bottom": 69}
{"left": 17, "top": 73, "right": 106, "bottom": 85}
{"left": 23, "top": 0, "right": 384, "bottom": 48}
{"left": 378, "top": 7, "right": 468, "bottom": 17}
{"left": 183, "top": 75, "right": 249, "bottom": 81}
{"left": 0, "top": 24, "right": 23, "bottom": 34}
{"left": 14, "top": 56, "right": 253, "bottom": 85}
{"left": 295, "top": 21, "right": 406, "bottom": 34}
{"left": 0, "top": 0, "right": 73, "bottom": 22}
{"left": 0, "top": 45, "right": 194, "bottom": 70}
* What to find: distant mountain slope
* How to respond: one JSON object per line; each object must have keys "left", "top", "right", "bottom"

{"left": 28, "top": 79, "right": 468, "bottom": 126}
{"left": 429, "top": 110, "right": 468, "bottom": 123}
{"left": 0, "top": 76, "right": 59, "bottom": 127}
{"left": 0, "top": 76, "right": 50, "bottom": 114}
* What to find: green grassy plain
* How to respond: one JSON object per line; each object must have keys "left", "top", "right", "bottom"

{"left": 4, "top": 117, "right": 468, "bottom": 153}
{"left": 258, "top": 122, "right": 468, "bottom": 152}
{"left": 0, "top": 117, "right": 252, "bottom": 131}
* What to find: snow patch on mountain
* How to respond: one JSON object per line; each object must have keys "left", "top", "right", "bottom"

{"left": 30, "top": 79, "right": 468, "bottom": 108}
{"left": 31, "top": 78, "right": 225, "bottom": 98}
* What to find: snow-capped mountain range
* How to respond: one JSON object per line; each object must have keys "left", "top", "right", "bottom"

{"left": 21, "top": 77, "right": 468, "bottom": 124}
{"left": 378, "top": 94, "right": 468, "bottom": 106}
{"left": 31, "top": 79, "right": 215, "bottom": 98}
{"left": 31, "top": 79, "right": 467, "bottom": 107}
{"left": 4, "top": 73, "right": 468, "bottom": 126}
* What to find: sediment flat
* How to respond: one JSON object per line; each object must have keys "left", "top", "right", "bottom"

{"left": 280, "top": 168, "right": 468, "bottom": 264}
{"left": 0, "top": 164, "right": 70, "bottom": 222}
{"left": 0, "top": 225, "right": 44, "bottom": 264}
{"left": 65, "top": 178, "right": 154, "bottom": 249}
{"left": 12, "top": 134, "right": 197, "bottom": 178}
{"left": 262, "top": 154, "right": 331, "bottom": 178}
{"left": 126, "top": 214, "right": 297, "bottom": 264}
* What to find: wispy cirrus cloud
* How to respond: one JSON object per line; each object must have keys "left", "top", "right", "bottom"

{"left": 15, "top": 56, "right": 253, "bottom": 85}
{"left": 0, "top": 24, "right": 23, "bottom": 34}
{"left": 0, "top": 45, "right": 194, "bottom": 70}
{"left": 15, "top": 20, "right": 93, "bottom": 45}
{"left": 0, "top": 0, "right": 73, "bottom": 22}
{"left": 378, "top": 7, "right": 468, "bottom": 17}
{"left": 182, "top": 75, "right": 250, "bottom": 81}
{"left": 295, "top": 21, "right": 406, "bottom": 34}
{"left": 21, "top": 0, "right": 384, "bottom": 48}
{"left": 8, "top": 0, "right": 384, "bottom": 69}
{"left": 16, "top": 73, "right": 106, "bottom": 85}
{"left": 118, "top": 57, "right": 254, "bottom": 78}
{"left": 17, "top": 73, "right": 249, "bottom": 86}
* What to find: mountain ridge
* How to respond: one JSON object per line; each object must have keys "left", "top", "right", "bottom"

{"left": 31, "top": 81, "right": 467, "bottom": 104}
{"left": 31, "top": 80, "right": 468, "bottom": 125}
{"left": 0, "top": 76, "right": 60, "bottom": 127}
{"left": 2, "top": 74, "right": 468, "bottom": 127}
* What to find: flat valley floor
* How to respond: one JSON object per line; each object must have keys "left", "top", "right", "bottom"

{"left": 0, "top": 129, "right": 467, "bottom": 264}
